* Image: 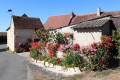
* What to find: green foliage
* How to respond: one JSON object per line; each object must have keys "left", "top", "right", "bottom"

{"left": 112, "top": 30, "right": 120, "bottom": 57}
{"left": 0, "top": 34, "right": 7, "bottom": 43}
{"left": 39, "top": 55, "right": 45, "bottom": 61}
{"left": 44, "top": 57, "right": 49, "bottom": 62}
{"left": 15, "top": 42, "right": 31, "bottom": 53}
{"left": 62, "top": 53, "right": 84, "bottom": 68}
{"left": 30, "top": 48, "right": 40, "bottom": 59}
{"left": 48, "top": 57, "right": 62, "bottom": 65}
{"left": 15, "top": 47, "right": 24, "bottom": 53}
{"left": 34, "top": 28, "right": 50, "bottom": 42}
{"left": 55, "top": 32, "right": 68, "bottom": 44}
{"left": 49, "top": 57, "right": 57, "bottom": 65}
{"left": 3, "top": 46, "right": 9, "bottom": 51}
{"left": 89, "top": 44, "right": 110, "bottom": 70}
{"left": 93, "top": 71, "right": 111, "bottom": 78}
{"left": 34, "top": 28, "right": 72, "bottom": 44}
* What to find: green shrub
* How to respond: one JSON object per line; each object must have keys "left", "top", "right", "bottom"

{"left": 88, "top": 35, "right": 113, "bottom": 70}
{"left": 55, "top": 32, "right": 68, "bottom": 44}
{"left": 39, "top": 55, "right": 45, "bottom": 61}
{"left": 49, "top": 57, "right": 57, "bottom": 65}
{"left": 0, "top": 34, "right": 7, "bottom": 43}
{"left": 62, "top": 53, "right": 84, "bottom": 68}
{"left": 112, "top": 30, "right": 120, "bottom": 57}
{"left": 44, "top": 57, "right": 49, "bottom": 62}
{"left": 88, "top": 47, "right": 110, "bottom": 70}
{"left": 30, "top": 48, "right": 39, "bottom": 59}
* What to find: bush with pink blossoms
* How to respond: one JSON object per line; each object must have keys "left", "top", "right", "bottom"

{"left": 72, "top": 43, "right": 80, "bottom": 51}
{"left": 57, "top": 44, "right": 71, "bottom": 52}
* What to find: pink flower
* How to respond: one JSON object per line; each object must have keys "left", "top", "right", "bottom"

{"left": 72, "top": 43, "right": 80, "bottom": 51}
{"left": 18, "top": 42, "right": 23, "bottom": 46}
{"left": 58, "top": 44, "right": 71, "bottom": 52}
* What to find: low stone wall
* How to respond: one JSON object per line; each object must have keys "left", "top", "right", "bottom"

{"left": 30, "top": 58, "right": 83, "bottom": 76}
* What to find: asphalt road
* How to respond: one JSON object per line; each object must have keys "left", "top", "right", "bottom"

{"left": 0, "top": 44, "right": 27, "bottom": 80}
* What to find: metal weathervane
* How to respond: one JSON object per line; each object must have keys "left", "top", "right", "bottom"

{"left": 8, "top": 9, "right": 13, "bottom": 15}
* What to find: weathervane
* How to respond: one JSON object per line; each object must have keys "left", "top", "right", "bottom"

{"left": 8, "top": 9, "right": 13, "bottom": 15}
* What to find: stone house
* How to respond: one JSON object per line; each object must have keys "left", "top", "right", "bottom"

{"left": 44, "top": 7, "right": 120, "bottom": 46}
{"left": 6, "top": 14, "right": 43, "bottom": 51}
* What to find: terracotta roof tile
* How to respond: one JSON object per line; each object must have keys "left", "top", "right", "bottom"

{"left": 71, "top": 11, "right": 120, "bottom": 25}
{"left": 44, "top": 13, "right": 72, "bottom": 29}
{"left": 13, "top": 15, "right": 43, "bottom": 29}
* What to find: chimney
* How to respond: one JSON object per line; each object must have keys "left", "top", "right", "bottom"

{"left": 70, "top": 11, "right": 75, "bottom": 18}
{"left": 97, "top": 7, "right": 101, "bottom": 16}
{"left": 22, "top": 14, "right": 28, "bottom": 17}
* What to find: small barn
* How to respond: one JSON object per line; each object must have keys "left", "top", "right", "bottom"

{"left": 72, "top": 16, "right": 117, "bottom": 46}
{"left": 6, "top": 14, "right": 43, "bottom": 51}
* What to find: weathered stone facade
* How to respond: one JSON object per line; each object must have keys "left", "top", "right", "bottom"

{"left": 7, "top": 18, "right": 15, "bottom": 51}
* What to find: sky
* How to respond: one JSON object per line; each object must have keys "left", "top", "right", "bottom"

{"left": 0, "top": 0, "right": 120, "bottom": 32}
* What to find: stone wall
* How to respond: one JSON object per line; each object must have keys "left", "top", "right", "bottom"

{"left": 14, "top": 29, "right": 35, "bottom": 47}
{"left": 55, "top": 25, "right": 74, "bottom": 33}
{"left": 7, "top": 17, "right": 15, "bottom": 51}
{"left": 74, "top": 28, "right": 102, "bottom": 46}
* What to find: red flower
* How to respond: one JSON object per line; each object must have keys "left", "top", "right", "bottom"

{"left": 91, "top": 59, "right": 94, "bottom": 62}
{"left": 56, "top": 58, "right": 60, "bottom": 63}
{"left": 72, "top": 43, "right": 80, "bottom": 50}
{"left": 28, "top": 39, "right": 32, "bottom": 43}
{"left": 56, "top": 44, "right": 60, "bottom": 48}
{"left": 22, "top": 47, "right": 27, "bottom": 51}
{"left": 91, "top": 42, "right": 97, "bottom": 48}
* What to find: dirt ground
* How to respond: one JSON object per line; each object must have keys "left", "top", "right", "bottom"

{"left": 29, "top": 66, "right": 120, "bottom": 80}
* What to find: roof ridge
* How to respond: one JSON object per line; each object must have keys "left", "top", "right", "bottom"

{"left": 76, "top": 13, "right": 96, "bottom": 16}
{"left": 12, "top": 15, "right": 40, "bottom": 19}
{"left": 76, "top": 10, "right": 120, "bottom": 17}
{"left": 103, "top": 10, "right": 120, "bottom": 13}
{"left": 49, "top": 14, "right": 70, "bottom": 17}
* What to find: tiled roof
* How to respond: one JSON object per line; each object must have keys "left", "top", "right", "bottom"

{"left": 71, "top": 11, "right": 120, "bottom": 25}
{"left": 13, "top": 15, "right": 43, "bottom": 29}
{"left": 44, "top": 12, "right": 73, "bottom": 29}
{"left": 72, "top": 18, "right": 109, "bottom": 28}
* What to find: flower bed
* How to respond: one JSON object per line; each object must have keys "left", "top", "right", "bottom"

{"left": 15, "top": 39, "right": 32, "bottom": 53}
{"left": 30, "top": 28, "right": 115, "bottom": 72}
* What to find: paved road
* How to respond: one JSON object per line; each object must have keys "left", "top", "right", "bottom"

{"left": 0, "top": 44, "right": 27, "bottom": 80}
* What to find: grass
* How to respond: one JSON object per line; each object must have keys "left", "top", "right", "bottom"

{"left": 49, "top": 79, "right": 55, "bottom": 80}
{"left": 93, "top": 71, "right": 111, "bottom": 78}
{"left": 2, "top": 46, "right": 16, "bottom": 53}
{"left": 2, "top": 46, "right": 9, "bottom": 51}
{"left": 116, "top": 66, "right": 120, "bottom": 70}
{"left": 59, "top": 74, "right": 84, "bottom": 80}
{"left": 74, "top": 74, "right": 84, "bottom": 79}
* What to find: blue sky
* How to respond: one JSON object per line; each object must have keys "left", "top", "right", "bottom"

{"left": 0, "top": 0, "right": 120, "bottom": 32}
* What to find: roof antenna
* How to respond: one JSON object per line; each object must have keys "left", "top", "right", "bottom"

{"left": 8, "top": 9, "right": 13, "bottom": 15}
